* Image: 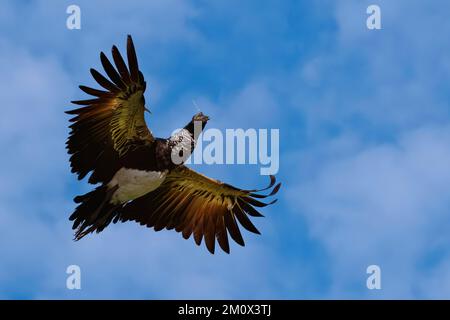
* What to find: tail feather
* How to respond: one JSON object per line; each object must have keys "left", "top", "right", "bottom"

{"left": 70, "top": 185, "right": 121, "bottom": 240}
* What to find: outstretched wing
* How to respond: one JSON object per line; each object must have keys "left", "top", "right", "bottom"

{"left": 119, "top": 166, "right": 281, "bottom": 254}
{"left": 66, "top": 35, "right": 153, "bottom": 184}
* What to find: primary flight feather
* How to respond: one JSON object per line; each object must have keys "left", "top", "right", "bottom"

{"left": 66, "top": 35, "right": 280, "bottom": 254}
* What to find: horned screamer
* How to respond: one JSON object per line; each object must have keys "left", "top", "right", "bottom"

{"left": 66, "top": 35, "right": 280, "bottom": 254}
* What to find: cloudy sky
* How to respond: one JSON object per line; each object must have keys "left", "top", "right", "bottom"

{"left": 1, "top": 0, "right": 450, "bottom": 299}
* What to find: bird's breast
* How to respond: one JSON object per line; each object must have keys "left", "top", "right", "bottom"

{"left": 107, "top": 168, "right": 168, "bottom": 204}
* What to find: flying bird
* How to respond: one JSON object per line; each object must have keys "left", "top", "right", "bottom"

{"left": 66, "top": 35, "right": 280, "bottom": 254}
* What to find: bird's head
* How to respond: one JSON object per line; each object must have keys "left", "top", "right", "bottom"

{"left": 192, "top": 112, "right": 210, "bottom": 124}
{"left": 183, "top": 112, "right": 210, "bottom": 138}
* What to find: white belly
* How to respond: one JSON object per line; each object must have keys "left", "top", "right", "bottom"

{"left": 108, "top": 168, "right": 168, "bottom": 204}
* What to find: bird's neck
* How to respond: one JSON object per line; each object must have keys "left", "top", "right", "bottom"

{"left": 167, "top": 120, "right": 206, "bottom": 167}
{"left": 184, "top": 120, "right": 207, "bottom": 141}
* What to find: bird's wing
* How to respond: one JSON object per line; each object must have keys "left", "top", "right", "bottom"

{"left": 66, "top": 35, "right": 153, "bottom": 184}
{"left": 119, "top": 165, "right": 281, "bottom": 254}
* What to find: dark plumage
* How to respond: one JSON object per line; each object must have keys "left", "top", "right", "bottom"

{"left": 66, "top": 35, "right": 280, "bottom": 254}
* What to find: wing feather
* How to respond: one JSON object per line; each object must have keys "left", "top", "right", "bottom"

{"left": 100, "top": 52, "right": 126, "bottom": 89}
{"left": 79, "top": 85, "right": 111, "bottom": 97}
{"left": 90, "top": 68, "right": 119, "bottom": 92}
{"left": 127, "top": 35, "right": 140, "bottom": 82}
{"left": 66, "top": 35, "right": 153, "bottom": 184}
{"left": 112, "top": 45, "right": 132, "bottom": 84}
{"left": 119, "top": 166, "right": 280, "bottom": 254}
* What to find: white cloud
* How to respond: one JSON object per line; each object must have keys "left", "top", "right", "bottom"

{"left": 282, "top": 1, "right": 450, "bottom": 298}
{"left": 288, "top": 0, "right": 450, "bottom": 137}
{"left": 288, "top": 125, "right": 450, "bottom": 298}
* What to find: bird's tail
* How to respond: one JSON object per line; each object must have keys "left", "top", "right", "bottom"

{"left": 69, "top": 185, "right": 121, "bottom": 240}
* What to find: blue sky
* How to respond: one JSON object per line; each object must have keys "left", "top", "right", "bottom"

{"left": 1, "top": 0, "right": 450, "bottom": 299}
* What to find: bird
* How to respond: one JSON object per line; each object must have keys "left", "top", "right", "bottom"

{"left": 66, "top": 35, "right": 280, "bottom": 254}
